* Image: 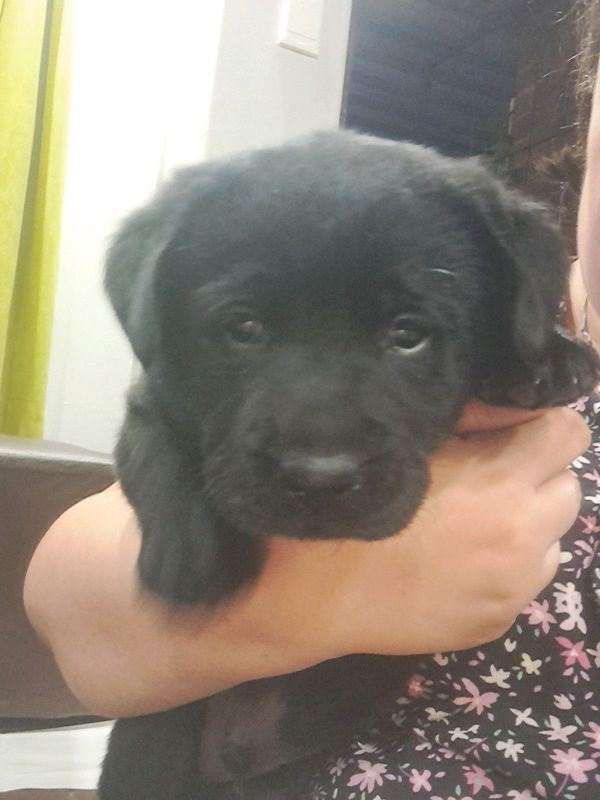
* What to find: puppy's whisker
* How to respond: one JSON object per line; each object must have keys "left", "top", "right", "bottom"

{"left": 202, "top": 456, "right": 231, "bottom": 492}
{"left": 201, "top": 444, "right": 238, "bottom": 502}
{"left": 426, "top": 268, "right": 457, "bottom": 279}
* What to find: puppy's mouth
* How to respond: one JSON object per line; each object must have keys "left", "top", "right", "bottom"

{"left": 284, "top": 481, "right": 362, "bottom": 500}
{"left": 206, "top": 445, "right": 430, "bottom": 541}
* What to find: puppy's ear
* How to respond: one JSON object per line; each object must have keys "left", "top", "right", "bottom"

{"left": 480, "top": 189, "right": 564, "bottom": 363}
{"left": 460, "top": 173, "right": 599, "bottom": 407}
{"left": 104, "top": 208, "right": 162, "bottom": 368}
{"left": 104, "top": 168, "right": 203, "bottom": 368}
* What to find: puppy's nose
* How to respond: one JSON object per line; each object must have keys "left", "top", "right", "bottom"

{"left": 278, "top": 452, "right": 362, "bottom": 494}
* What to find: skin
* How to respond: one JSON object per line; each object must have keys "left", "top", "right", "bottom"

{"left": 578, "top": 61, "right": 600, "bottom": 324}
{"left": 24, "top": 403, "right": 587, "bottom": 718}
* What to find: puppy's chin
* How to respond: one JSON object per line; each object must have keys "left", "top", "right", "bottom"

{"left": 209, "top": 453, "right": 430, "bottom": 541}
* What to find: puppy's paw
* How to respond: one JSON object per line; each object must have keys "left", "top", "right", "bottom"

{"left": 540, "top": 330, "right": 600, "bottom": 405}
{"left": 478, "top": 329, "right": 600, "bottom": 409}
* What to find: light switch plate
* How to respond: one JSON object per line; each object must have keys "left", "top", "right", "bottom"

{"left": 278, "top": 0, "right": 324, "bottom": 58}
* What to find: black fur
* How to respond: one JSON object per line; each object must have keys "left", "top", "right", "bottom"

{"left": 99, "top": 132, "right": 599, "bottom": 799}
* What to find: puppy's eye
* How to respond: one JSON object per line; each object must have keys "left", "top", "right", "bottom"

{"left": 224, "top": 317, "right": 267, "bottom": 347}
{"left": 384, "top": 316, "right": 430, "bottom": 353}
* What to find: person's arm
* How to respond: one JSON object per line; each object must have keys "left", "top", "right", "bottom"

{"left": 578, "top": 60, "right": 600, "bottom": 314}
{"left": 24, "top": 483, "right": 304, "bottom": 718}
{"left": 24, "top": 404, "right": 588, "bottom": 719}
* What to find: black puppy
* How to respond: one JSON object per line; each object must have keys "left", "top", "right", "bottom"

{"left": 99, "top": 132, "right": 598, "bottom": 800}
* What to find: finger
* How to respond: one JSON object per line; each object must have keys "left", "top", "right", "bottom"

{"left": 455, "top": 401, "right": 547, "bottom": 434}
{"left": 518, "top": 543, "right": 562, "bottom": 607}
{"left": 462, "top": 407, "right": 590, "bottom": 486}
{"left": 533, "top": 469, "right": 583, "bottom": 545}
{"left": 541, "top": 542, "right": 562, "bottom": 586}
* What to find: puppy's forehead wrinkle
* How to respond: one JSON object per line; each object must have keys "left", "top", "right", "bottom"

{"left": 425, "top": 268, "right": 457, "bottom": 280}
{"left": 193, "top": 264, "right": 271, "bottom": 308}
{"left": 189, "top": 253, "right": 434, "bottom": 320}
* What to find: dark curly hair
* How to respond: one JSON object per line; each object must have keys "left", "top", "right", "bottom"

{"left": 532, "top": 0, "right": 600, "bottom": 259}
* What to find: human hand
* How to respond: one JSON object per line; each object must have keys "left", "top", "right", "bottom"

{"left": 24, "top": 406, "right": 589, "bottom": 716}
{"left": 250, "top": 406, "right": 589, "bottom": 663}
{"left": 454, "top": 399, "right": 546, "bottom": 433}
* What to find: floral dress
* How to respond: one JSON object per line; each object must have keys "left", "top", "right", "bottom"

{"left": 308, "top": 397, "right": 600, "bottom": 800}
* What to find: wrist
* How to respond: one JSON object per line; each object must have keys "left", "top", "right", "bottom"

{"left": 216, "top": 536, "right": 354, "bottom": 675}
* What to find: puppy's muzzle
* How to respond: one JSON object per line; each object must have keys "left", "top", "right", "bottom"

{"left": 277, "top": 451, "right": 363, "bottom": 495}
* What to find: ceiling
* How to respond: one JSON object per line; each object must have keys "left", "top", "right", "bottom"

{"left": 342, "top": 0, "right": 567, "bottom": 156}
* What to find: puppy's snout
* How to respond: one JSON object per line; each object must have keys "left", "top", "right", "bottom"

{"left": 278, "top": 452, "right": 362, "bottom": 495}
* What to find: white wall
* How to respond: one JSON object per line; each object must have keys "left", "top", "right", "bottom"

{"left": 45, "top": 0, "right": 352, "bottom": 453}
{"left": 206, "top": 0, "right": 353, "bottom": 160}
{"left": 44, "top": 0, "right": 226, "bottom": 452}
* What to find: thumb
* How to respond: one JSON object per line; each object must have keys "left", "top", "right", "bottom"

{"left": 455, "top": 400, "right": 547, "bottom": 434}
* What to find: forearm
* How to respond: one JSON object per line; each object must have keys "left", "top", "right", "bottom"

{"left": 578, "top": 62, "right": 600, "bottom": 312}
{"left": 23, "top": 486, "right": 328, "bottom": 718}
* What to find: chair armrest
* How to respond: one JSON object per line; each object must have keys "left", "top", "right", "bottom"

{"left": 0, "top": 435, "right": 114, "bottom": 718}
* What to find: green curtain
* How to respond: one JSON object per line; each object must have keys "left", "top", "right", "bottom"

{"left": 0, "top": 0, "right": 71, "bottom": 437}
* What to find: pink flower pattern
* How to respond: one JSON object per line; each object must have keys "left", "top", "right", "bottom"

{"left": 453, "top": 677, "right": 498, "bottom": 715}
{"left": 309, "top": 398, "right": 600, "bottom": 799}
{"left": 347, "top": 760, "right": 390, "bottom": 793}
{"left": 550, "top": 748, "right": 597, "bottom": 783}
{"left": 584, "top": 721, "right": 600, "bottom": 750}
{"left": 464, "top": 764, "right": 494, "bottom": 794}
{"left": 523, "top": 599, "right": 556, "bottom": 634}
{"left": 407, "top": 768, "right": 431, "bottom": 792}
{"left": 555, "top": 636, "right": 592, "bottom": 669}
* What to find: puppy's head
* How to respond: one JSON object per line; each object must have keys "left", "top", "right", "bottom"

{"left": 106, "top": 131, "right": 597, "bottom": 540}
